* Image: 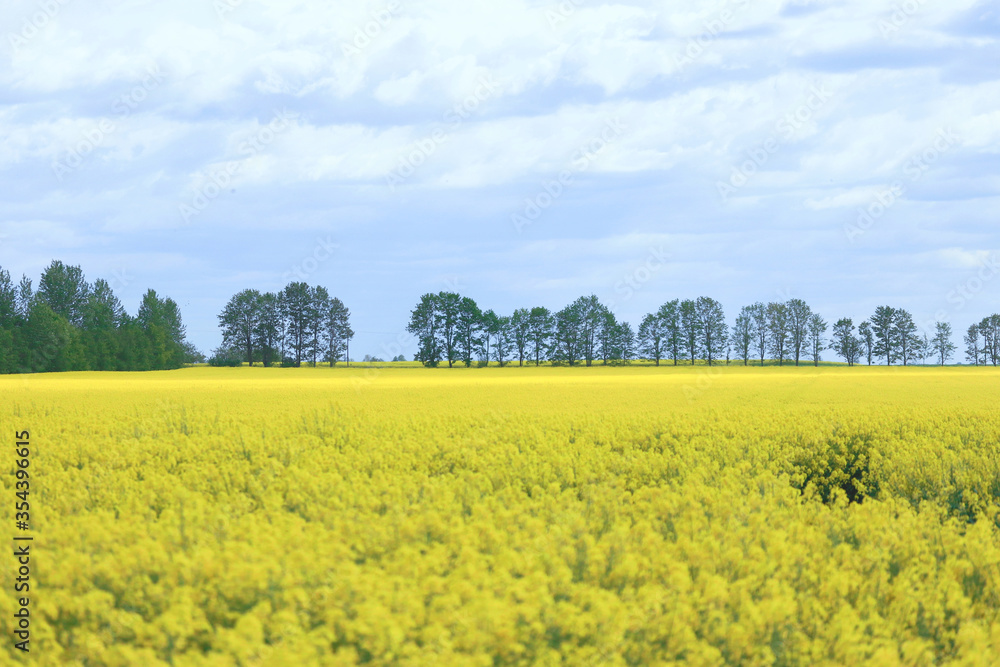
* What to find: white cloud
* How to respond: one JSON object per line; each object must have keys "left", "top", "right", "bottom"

{"left": 936, "top": 247, "right": 995, "bottom": 269}
{"left": 0, "top": 0, "right": 998, "bottom": 354}
{"left": 805, "top": 187, "right": 885, "bottom": 210}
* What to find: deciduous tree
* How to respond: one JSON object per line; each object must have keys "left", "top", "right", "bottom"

{"left": 931, "top": 322, "right": 955, "bottom": 365}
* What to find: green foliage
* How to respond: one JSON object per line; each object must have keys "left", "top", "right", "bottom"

{"left": 787, "top": 427, "right": 879, "bottom": 504}
{"left": 0, "top": 261, "right": 191, "bottom": 374}
{"left": 208, "top": 347, "right": 243, "bottom": 367}
{"left": 183, "top": 341, "right": 206, "bottom": 364}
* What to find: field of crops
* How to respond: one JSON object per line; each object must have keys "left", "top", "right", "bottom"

{"left": 2, "top": 365, "right": 1000, "bottom": 666}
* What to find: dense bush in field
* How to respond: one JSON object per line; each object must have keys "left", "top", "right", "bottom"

{"left": 207, "top": 347, "right": 243, "bottom": 367}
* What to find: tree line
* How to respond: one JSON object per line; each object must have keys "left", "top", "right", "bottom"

{"left": 3, "top": 263, "right": 998, "bottom": 373}
{"left": 962, "top": 317, "right": 1000, "bottom": 366}
{"left": 406, "top": 293, "right": 636, "bottom": 367}
{"left": 830, "top": 308, "right": 949, "bottom": 366}
{"left": 214, "top": 283, "right": 354, "bottom": 367}
{"left": 405, "top": 292, "right": 1000, "bottom": 367}
{"left": 0, "top": 261, "right": 193, "bottom": 373}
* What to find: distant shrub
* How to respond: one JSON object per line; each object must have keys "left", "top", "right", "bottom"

{"left": 183, "top": 342, "right": 207, "bottom": 364}
{"left": 207, "top": 347, "right": 242, "bottom": 367}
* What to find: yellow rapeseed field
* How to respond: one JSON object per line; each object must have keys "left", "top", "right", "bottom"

{"left": 2, "top": 365, "right": 1000, "bottom": 666}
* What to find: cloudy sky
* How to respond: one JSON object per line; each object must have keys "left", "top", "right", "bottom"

{"left": 1, "top": 0, "right": 998, "bottom": 358}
